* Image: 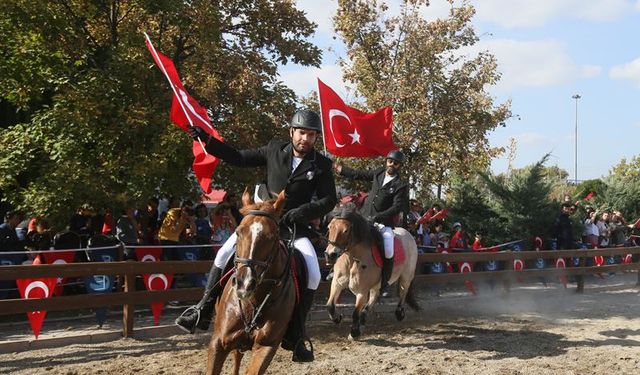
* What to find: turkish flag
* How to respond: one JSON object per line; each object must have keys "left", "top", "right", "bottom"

{"left": 16, "top": 277, "right": 58, "bottom": 338}
{"left": 135, "top": 247, "right": 172, "bottom": 325}
{"left": 42, "top": 251, "right": 75, "bottom": 296}
{"left": 317, "top": 79, "right": 396, "bottom": 157}
{"left": 145, "top": 34, "right": 221, "bottom": 193}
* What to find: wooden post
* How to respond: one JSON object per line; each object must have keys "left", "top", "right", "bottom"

{"left": 122, "top": 272, "right": 135, "bottom": 337}
{"left": 575, "top": 255, "right": 585, "bottom": 294}
{"left": 502, "top": 255, "right": 513, "bottom": 295}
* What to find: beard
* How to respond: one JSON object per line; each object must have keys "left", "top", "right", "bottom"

{"left": 386, "top": 166, "right": 398, "bottom": 176}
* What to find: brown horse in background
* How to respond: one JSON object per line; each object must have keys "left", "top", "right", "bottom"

{"left": 206, "top": 190, "right": 295, "bottom": 375}
{"left": 325, "top": 203, "right": 420, "bottom": 340}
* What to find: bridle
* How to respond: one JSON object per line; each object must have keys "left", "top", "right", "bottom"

{"left": 233, "top": 209, "right": 281, "bottom": 288}
{"left": 326, "top": 216, "right": 353, "bottom": 259}
{"left": 232, "top": 208, "right": 293, "bottom": 338}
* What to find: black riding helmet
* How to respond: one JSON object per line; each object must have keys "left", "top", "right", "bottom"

{"left": 290, "top": 109, "right": 322, "bottom": 133}
{"left": 386, "top": 149, "right": 405, "bottom": 164}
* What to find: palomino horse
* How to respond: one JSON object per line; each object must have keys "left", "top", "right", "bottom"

{"left": 325, "top": 203, "right": 420, "bottom": 340}
{"left": 206, "top": 190, "right": 295, "bottom": 375}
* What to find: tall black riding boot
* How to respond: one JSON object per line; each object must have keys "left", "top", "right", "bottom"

{"left": 380, "top": 256, "right": 394, "bottom": 298}
{"left": 175, "top": 265, "right": 222, "bottom": 334}
{"left": 282, "top": 288, "right": 316, "bottom": 362}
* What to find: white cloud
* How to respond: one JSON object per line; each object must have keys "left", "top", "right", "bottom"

{"left": 637, "top": 0, "right": 640, "bottom": 11}
{"left": 279, "top": 64, "right": 351, "bottom": 99}
{"left": 466, "top": 39, "right": 601, "bottom": 90}
{"left": 473, "top": 0, "right": 636, "bottom": 28}
{"left": 610, "top": 57, "right": 640, "bottom": 87}
{"left": 417, "top": 0, "right": 455, "bottom": 21}
{"left": 295, "top": 0, "right": 337, "bottom": 35}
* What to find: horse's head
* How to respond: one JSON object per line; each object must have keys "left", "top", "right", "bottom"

{"left": 233, "top": 188, "right": 286, "bottom": 300}
{"left": 325, "top": 216, "right": 352, "bottom": 264}
{"left": 325, "top": 203, "right": 362, "bottom": 264}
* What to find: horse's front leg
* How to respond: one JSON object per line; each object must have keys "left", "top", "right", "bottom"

{"left": 326, "top": 262, "right": 346, "bottom": 324}
{"left": 206, "top": 337, "right": 231, "bottom": 375}
{"left": 232, "top": 349, "right": 244, "bottom": 375}
{"left": 349, "top": 292, "right": 367, "bottom": 340}
{"left": 244, "top": 344, "right": 278, "bottom": 375}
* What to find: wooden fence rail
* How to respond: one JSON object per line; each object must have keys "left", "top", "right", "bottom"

{"left": 1, "top": 246, "right": 639, "bottom": 337}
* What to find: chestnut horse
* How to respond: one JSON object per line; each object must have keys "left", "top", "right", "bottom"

{"left": 325, "top": 203, "right": 420, "bottom": 340}
{"left": 206, "top": 190, "right": 295, "bottom": 375}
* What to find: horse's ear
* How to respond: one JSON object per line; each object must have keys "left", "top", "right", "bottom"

{"left": 273, "top": 190, "right": 286, "bottom": 215}
{"left": 241, "top": 186, "right": 253, "bottom": 207}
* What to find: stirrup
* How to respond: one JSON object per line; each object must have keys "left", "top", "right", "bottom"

{"left": 175, "top": 305, "right": 201, "bottom": 334}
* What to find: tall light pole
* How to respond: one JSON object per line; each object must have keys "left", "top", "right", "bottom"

{"left": 572, "top": 94, "right": 581, "bottom": 184}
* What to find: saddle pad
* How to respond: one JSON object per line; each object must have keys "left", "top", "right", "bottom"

{"left": 279, "top": 241, "right": 307, "bottom": 303}
{"left": 372, "top": 237, "right": 405, "bottom": 268}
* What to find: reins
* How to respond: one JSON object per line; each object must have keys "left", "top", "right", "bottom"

{"left": 233, "top": 209, "right": 295, "bottom": 339}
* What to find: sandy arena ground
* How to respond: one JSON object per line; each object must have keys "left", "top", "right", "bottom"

{"left": 2, "top": 279, "right": 640, "bottom": 374}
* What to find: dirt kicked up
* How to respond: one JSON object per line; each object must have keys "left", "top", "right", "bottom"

{"left": 2, "top": 281, "right": 640, "bottom": 375}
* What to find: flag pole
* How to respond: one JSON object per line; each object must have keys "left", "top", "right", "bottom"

{"left": 144, "top": 32, "right": 208, "bottom": 156}
{"left": 317, "top": 78, "right": 328, "bottom": 156}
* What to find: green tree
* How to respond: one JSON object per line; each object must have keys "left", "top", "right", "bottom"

{"left": 0, "top": 0, "right": 321, "bottom": 225}
{"left": 600, "top": 156, "right": 640, "bottom": 220}
{"left": 480, "top": 155, "right": 559, "bottom": 246}
{"left": 447, "top": 174, "right": 508, "bottom": 244}
{"left": 333, "top": 0, "right": 510, "bottom": 197}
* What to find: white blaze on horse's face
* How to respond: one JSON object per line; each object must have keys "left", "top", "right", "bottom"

{"left": 248, "top": 221, "right": 263, "bottom": 259}
{"left": 237, "top": 221, "right": 264, "bottom": 298}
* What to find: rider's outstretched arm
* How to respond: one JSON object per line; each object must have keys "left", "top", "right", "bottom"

{"left": 201, "top": 136, "right": 269, "bottom": 168}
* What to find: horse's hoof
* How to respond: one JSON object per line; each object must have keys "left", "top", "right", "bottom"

{"left": 395, "top": 307, "right": 405, "bottom": 321}
{"left": 350, "top": 327, "right": 361, "bottom": 339}
{"left": 348, "top": 333, "right": 356, "bottom": 341}
{"left": 331, "top": 313, "right": 342, "bottom": 324}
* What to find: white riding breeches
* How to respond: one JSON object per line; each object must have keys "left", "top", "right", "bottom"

{"left": 213, "top": 232, "right": 321, "bottom": 290}
{"left": 375, "top": 223, "right": 394, "bottom": 259}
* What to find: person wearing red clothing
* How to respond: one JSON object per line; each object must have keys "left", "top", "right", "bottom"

{"left": 472, "top": 232, "right": 484, "bottom": 251}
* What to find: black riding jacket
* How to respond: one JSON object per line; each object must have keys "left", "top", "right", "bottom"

{"left": 203, "top": 138, "right": 337, "bottom": 237}
{"left": 339, "top": 166, "right": 409, "bottom": 227}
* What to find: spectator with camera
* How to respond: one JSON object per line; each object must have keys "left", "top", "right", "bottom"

{"left": 158, "top": 200, "right": 197, "bottom": 259}
{"left": 209, "top": 202, "right": 236, "bottom": 244}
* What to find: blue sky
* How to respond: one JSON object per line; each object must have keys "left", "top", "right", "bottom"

{"left": 280, "top": 0, "right": 640, "bottom": 181}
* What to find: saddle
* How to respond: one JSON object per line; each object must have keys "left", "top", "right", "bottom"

{"left": 371, "top": 234, "right": 406, "bottom": 268}
{"left": 219, "top": 240, "right": 306, "bottom": 302}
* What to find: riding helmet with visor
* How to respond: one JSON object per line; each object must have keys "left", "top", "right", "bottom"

{"left": 290, "top": 109, "right": 322, "bottom": 133}
{"left": 386, "top": 150, "right": 405, "bottom": 164}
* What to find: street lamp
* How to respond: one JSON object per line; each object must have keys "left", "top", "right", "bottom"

{"left": 572, "top": 94, "right": 581, "bottom": 184}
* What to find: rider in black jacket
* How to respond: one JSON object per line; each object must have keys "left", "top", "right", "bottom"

{"left": 176, "top": 110, "right": 337, "bottom": 363}
{"left": 335, "top": 150, "right": 409, "bottom": 297}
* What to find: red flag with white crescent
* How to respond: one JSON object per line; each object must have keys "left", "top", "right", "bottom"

{"left": 42, "top": 251, "right": 75, "bottom": 296}
{"left": 317, "top": 79, "right": 396, "bottom": 157}
{"left": 16, "top": 277, "right": 58, "bottom": 338}
{"left": 135, "top": 247, "right": 172, "bottom": 325}
{"left": 145, "top": 34, "right": 221, "bottom": 193}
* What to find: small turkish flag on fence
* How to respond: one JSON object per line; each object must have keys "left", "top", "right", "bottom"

{"left": 135, "top": 247, "right": 173, "bottom": 325}
{"left": 317, "top": 79, "right": 396, "bottom": 157}
{"left": 145, "top": 33, "right": 221, "bottom": 193}
{"left": 16, "top": 277, "right": 58, "bottom": 338}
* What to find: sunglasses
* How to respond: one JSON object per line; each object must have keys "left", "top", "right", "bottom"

{"left": 386, "top": 159, "right": 401, "bottom": 166}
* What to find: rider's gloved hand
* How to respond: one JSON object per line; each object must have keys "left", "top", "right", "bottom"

{"left": 188, "top": 126, "right": 209, "bottom": 142}
{"left": 281, "top": 208, "right": 304, "bottom": 225}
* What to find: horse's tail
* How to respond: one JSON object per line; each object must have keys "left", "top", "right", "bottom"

{"left": 404, "top": 280, "right": 421, "bottom": 311}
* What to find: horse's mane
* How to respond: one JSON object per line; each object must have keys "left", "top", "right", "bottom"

{"left": 239, "top": 200, "right": 278, "bottom": 217}
{"left": 330, "top": 203, "right": 377, "bottom": 246}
